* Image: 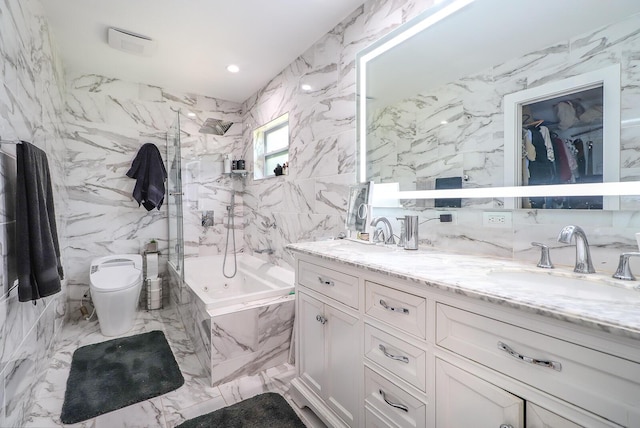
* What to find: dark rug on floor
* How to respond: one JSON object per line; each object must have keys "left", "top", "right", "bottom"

{"left": 60, "top": 330, "right": 184, "bottom": 424}
{"left": 177, "top": 392, "right": 305, "bottom": 428}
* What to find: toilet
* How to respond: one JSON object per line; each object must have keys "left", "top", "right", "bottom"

{"left": 89, "top": 254, "right": 143, "bottom": 336}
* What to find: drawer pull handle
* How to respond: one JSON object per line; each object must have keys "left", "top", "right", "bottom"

{"left": 379, "top": 389, "right": 408, "bottom": 412}
{"left": 318, "top": 276, "right": 335, "bottom": 286}
{"left": 380, "top": 299, "right": 409, "bottom": 314}
{"left": 316, "top": 315, "right": 327, "bottom": 325}
{"left": 497, "top": 341, "right": 562, "bottom": 372}
{"left": 379, "top": 344, "right": 409, "bottom": 363}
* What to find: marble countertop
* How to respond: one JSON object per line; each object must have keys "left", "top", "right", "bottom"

{"left": 287, "top": 239, "right": 640, "bottom": 341}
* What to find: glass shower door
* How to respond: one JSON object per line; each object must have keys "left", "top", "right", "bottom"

{"left": 167, "top": 113, "right": 184, "bottom": 276}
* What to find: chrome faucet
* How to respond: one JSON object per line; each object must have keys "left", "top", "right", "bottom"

{"left": 370, "top": 217, "right": 395, "bottom": 244}
{"left": 557, "top": 225, "right": 595, "bottom": 273}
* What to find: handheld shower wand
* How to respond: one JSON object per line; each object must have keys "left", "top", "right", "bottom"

{"left": 223, "top": 192, "right": 237, "bottom": 278}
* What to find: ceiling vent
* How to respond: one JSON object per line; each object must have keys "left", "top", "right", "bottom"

{"left": 107, "top": 28, "right": 157, "bottom": 56}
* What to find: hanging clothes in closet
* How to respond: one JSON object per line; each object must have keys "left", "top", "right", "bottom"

{"left": 525, "top": 122, "right": 555, "bottom": 208}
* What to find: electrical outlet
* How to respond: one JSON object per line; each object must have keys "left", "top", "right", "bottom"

{"left": 483, "top": 212, "right": 512, "bottom": 227}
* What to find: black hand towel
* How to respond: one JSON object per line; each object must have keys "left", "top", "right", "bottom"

{"left": 126, "top": 143, "right": 167, "bottom": 211}
{"left": 16, "top": 141, "right": 63, "bottom": 302}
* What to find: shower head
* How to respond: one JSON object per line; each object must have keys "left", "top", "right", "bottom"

{"left": 199, "top": 118, "right": 233, "bottom": 135}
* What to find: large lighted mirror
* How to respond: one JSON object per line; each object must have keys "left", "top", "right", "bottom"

{"left": 357, "top": 0, "right": 640, "bottom": 210}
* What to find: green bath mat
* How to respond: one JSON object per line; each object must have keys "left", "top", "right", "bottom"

{"left": 177, "top": 392, "right": 305, "bottom": 428}
{"left": 61, "top": 330, "right": 184, "bottom": 424}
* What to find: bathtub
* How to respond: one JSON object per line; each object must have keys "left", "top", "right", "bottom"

{"left": 183, "top": 254, "right": 294, "bottom": 310}
{"left": 169, "top": 253, "right": 295, "bottom": 386}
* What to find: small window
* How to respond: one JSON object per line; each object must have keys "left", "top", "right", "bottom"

{"left": 253, "top": 113, "right": 289, "bottom": 180}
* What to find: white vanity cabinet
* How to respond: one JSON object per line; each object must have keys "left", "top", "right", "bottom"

{"left": 292, "top": 259, "right": 361, "bottom": 428}
{"left": 289, "top": 246, "right": 640, "bottom": 428}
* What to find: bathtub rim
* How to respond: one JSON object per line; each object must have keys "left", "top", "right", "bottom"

{"left": 176, "top": 254, "right": 295, "bottom": 312}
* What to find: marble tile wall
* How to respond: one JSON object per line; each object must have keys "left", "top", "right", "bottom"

{"left": 0, "top": 0, "right": 69, "bottom": 426}
{"left": 241, "top": 0, "right": 640, "bottom": 277}
{"left": 63, "top": 72, "right": 244, "bottom": 314}
{"left": 241, "top": 0, "right": 438, "bottom": 268}
{"left": 209, "top": 297, "right": 295, "bottom": 387}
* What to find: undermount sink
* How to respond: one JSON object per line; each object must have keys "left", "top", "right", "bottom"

{"left": 486, "top": 269, "right": 640, "bottom": 302}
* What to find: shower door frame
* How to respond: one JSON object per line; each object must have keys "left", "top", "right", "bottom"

{"left": 167, "top": 112, "right": 185, "bottom": 277}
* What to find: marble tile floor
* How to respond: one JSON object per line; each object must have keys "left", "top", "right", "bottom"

{"left": 23, "top": 305, "right": 307, "bottom": 428}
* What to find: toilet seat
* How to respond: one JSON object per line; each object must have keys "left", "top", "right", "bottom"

{"left": 91, "top": 262, "right": 141, "bottom": 292}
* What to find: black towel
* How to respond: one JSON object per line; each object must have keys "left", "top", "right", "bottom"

{"left": 16, "top": 141, "right": 63, "bottom": 302}
{"left": 126, "top": 143, "right": 167, "bottom": 211}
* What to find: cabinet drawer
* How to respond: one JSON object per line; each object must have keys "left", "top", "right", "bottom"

{"left": 366, "top": 281, "right": 426, "bottom": 338}
{"left": 298, "top": 260, "right": 358, "bottom": 308}
{"left": 365, "top": 406, "right": 397, "bottom": 428}
{"left": 436, "top": 304, "right": 640, "bottom": 426}
{"left": 365, "top": 367, "right": 426, "bottom": 428}
{"left": 364, "top": 324, "right": 426, "bottom": 392}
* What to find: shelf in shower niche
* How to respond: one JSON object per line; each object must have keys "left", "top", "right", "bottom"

{"left": 225, "top": 169, "right": 248, "bottom": 177}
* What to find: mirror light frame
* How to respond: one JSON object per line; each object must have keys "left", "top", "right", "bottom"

{"left": 357, "top": 0, "right": 636, "bottom": 203}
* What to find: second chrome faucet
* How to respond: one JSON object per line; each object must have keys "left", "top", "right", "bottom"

{"left": 557, "top": 225, "right": 595, "bottom": 274}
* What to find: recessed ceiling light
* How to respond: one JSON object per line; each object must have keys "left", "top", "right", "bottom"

{"left": 187, "top": 112, "right": 196, "bottom": 117}
{"left": 301, "top": 84, "right": 312, "bottom": 91}
{"left": 227, "top": 64, "right": 240, "bottom": 73}
{"left": 440, "top": 120, "right": 448, "bottom": 125}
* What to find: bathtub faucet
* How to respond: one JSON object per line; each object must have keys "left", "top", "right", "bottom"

{"left": 254, "top": 249, "right": 274, "bottom": 255}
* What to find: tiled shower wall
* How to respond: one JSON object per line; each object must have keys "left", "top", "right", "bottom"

{"left": 0, "top": 0, "right": 68, "bottom": 426}
{"left": 63, "top": 73, "right": 243, "bottom": 314}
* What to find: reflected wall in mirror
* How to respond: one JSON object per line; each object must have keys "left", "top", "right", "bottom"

{"left": 358, "top": 0, "right": 640, "bottom": 210}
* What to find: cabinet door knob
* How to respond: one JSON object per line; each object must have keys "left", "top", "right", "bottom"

{"left": 379, "top": 389, "right": 409, "bottom": 412}
{"left": 378, "top": 344, "right": 409, "bottom": 363}
{"left": 498, "top": 341, "right": 562, "bottom": 372}
{"left": 380, "top": 299, "right": 409, "bottom": 314}
{"left": 499, "top": 425, "right": 514, "bottom": 428}
{"left": 317, "top": 276, "right": 335, "bottom": 286}
{"left": 316, "top": 315, "right": 327, "bottom": 325}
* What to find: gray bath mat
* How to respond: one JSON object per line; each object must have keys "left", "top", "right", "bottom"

{"left": 177, "top": 392, "right": 305, "bottom": 428}
{"left": 61, "top": 330, "right": 184, "bottom": 424}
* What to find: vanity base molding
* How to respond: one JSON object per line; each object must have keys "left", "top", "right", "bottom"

{"left": 290, "top": 378, "right": 351, "bottom": 428}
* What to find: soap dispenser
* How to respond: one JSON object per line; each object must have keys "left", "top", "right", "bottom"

{"left": 404, "top": 215, "right": 419, "bottom": 250}
{"left": 223, "top": 154, "right": 231, "bottom": 173}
